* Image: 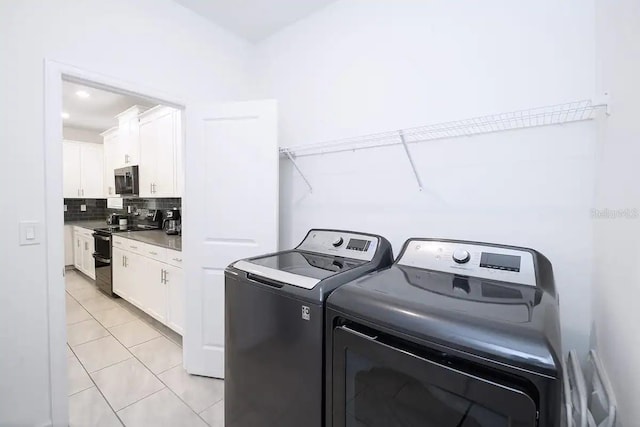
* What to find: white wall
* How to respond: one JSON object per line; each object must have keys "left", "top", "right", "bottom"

{"left": 257, "top": 0, "right": 597, "bottom": 356}
{"left": 63, "top": 127, "right": 102, "bottom": 144}
{"left": 592, "top": 0, "right": 640, "bottom": 425}
{"left": 0, "top": 1, "right": 253, "bottom": 425}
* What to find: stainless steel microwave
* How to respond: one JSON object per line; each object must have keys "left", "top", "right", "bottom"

{"left": 114, "top": 166, "right": 139, "bottom": 196}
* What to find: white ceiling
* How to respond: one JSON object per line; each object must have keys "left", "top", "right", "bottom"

{"left": 173, "top": 0, "right": 336, "bottom": 42}
{"left": 62, "top": 81, "right": 155, "bottom": 133}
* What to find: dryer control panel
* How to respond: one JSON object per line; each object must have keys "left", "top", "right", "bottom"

{"left": 297, "top": 230, "right": 379, "bottom": 261}
{"left": 397, "top": 239, "right": 537, "bottom": 287}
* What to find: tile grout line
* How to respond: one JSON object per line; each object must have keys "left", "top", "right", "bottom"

{"left": 67, "top": 271, "right": 214, "bottom": 426}
{"left": 67, "top": 277, "right": 131, "bottom": 426}
{"left": 68, "top": 343, "right": 127, "bottom": 427}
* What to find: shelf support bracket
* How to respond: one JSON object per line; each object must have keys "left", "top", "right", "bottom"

{"left": 399, "top": 130, "right": 423, "bottom": 191}
{"left": 283, "top": 150, "right": 313, "bottom": 193}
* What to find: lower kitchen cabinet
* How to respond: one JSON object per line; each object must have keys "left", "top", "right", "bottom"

{"left": 112, "top": 238, "right": 184, "bottom": 334}
{"left": 145, "top": 257, "right": 169, "bottom": 324}
{"left": 73, "top": 227, "right": 95, "bottom": 280}
{"left": 164, "top": 264, "right": 184, "bottom": 335}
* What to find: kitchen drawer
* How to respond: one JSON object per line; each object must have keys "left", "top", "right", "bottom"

{"left": 123, "top": 240, "right": 145, "bottom": 256}
{"left": 73, "top": 226, "right": 93, "bottom": 238}
{"left": 166, "top": 249, "right": 183, "bottom": 268}
{"left": 112, "top": 235, "right": 128, "bottom": 249}
{"left": 143, "top": 244, "right": 167, "bottom": 263}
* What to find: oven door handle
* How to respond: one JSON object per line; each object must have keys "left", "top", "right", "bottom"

{"left": 92, "top": 253, "right": 111, "bottom": 264}
{"left": 92, "top": 233, "right": 111, "bottom": 242}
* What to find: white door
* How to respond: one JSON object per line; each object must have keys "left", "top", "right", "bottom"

{"left": 184, "top": 100, "right": 278, "bottom": 378}
{"left": 80, "top": 143, "right": 104, "bottom": 198}
{"left": 63, "top": 141, "right": 81, "bottom": 198}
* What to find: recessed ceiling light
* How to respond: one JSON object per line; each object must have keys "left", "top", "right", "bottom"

{"left": 61, "top": 112, "right": 70, "bottom": 119}
{"left": 76, "top": 90, "right": 90, "bottom": 98}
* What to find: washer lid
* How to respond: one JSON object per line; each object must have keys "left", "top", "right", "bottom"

{"left": 234, "top": 250, "right": 367, "bottom": 289}
{"left": 327, "top": 265, "right": 561, "bottom": 376}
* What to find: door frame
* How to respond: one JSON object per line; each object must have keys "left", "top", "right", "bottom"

{"left": 43, "top": 59, "right": 187, "bottom": 426}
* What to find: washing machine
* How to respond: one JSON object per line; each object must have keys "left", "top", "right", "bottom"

{"left": 224, "top": 229, "right": 393, "bottom": 427}
{"left": 325, "top": 238, "right": 563, "bottom": 427}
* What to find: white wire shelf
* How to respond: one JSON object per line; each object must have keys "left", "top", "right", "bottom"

{"left": 280, "top": 99, "right": 608, "bottom": 192}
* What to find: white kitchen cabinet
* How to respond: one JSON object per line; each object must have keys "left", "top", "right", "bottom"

{"left": 139, "top": 106, "right": 181, "bottom": 197}
{"left": 143, "top": 258, "right": 168, "bottom": 323}
{"left": 64, "top": 225, "right": 74, "bottom": 266}
{"left": 165, "top": 263, "right": 184, "bottom": 334}
{"left": 63, "top": 142, "right": 82, "bottom": 198}
{"left": 112, "top": 246, "right": 145, "bottom": 309}
{"left": 72, "top": 227, "right": 95, "bottom": 279}
{"left": 116, "top": 106, "right": 144, "bottom": 167}
{"left": 112, "top": 247, "right": 130, "bottom": 300}
{"left": 111, "top": 236, "right": 184, "bottom": 334}
{"left": 101, "top": 127, "right": 119, "bottom": 197}
{"left": 80, "top": 143, "right": 104, "bottom": 198}
{"left": 63, "top": 140, "right": 104, "bottom": 198}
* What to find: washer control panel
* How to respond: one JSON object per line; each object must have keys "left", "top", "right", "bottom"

{"left": 297, "top": 230, "right": 379, "bottom": 261}
{"left": 397, "top": 239, "right": 537, "bottom": 287}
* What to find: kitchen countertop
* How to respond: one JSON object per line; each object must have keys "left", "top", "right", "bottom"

{"left": 65, "top": 221, "right": 182, "bottom": 251}
{"left": 118, "top": 230, "right": 182, "bottom": 252}
{"left": 64, "top": 220, "right": 108, "bottom": 230}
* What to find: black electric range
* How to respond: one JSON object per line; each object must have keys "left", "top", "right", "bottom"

{"left": 93, "top": 211, "right": 162, "bottom": 297}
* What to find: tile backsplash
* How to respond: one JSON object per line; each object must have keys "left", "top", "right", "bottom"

{"left": 64, "top": 199, "right": 107, "bottom": 221}
{"left": 65, "top": 198, "right": 181, "bottom": 222}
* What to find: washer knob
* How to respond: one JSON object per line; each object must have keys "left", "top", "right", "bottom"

{"left": 452, "top": 249, "right": 471, "bottom": 264}
{"left": 332, "top": 237, "right": 344, "bottom": 247}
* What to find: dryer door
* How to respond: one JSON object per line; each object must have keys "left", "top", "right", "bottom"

{"left": 331, "top": 325, "right": 538, "bottom": 427}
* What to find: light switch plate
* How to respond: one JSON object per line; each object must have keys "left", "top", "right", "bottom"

{"left": 19, "top": 221, "right": 41, "bottom": 246}
{"left": 64, "top": 204, "right": 67, "bottom": 212}
{"left": 80, "top": 204, "right": 87, "bottom": 212}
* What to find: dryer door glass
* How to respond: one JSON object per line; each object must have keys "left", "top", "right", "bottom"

{"left": 331, "top": 326, "right": 537, "bottom": 427}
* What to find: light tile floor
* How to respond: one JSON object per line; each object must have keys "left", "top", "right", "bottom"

{"left": 65, "top": 269, "right": 224, "bottom": 426}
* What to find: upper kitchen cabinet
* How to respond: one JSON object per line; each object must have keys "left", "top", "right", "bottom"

{"left": 115, "top": 105, "right": 145, "bottom": 168}
{"left": 101, "top": 127, "right": 119, "bottom": 197}
{"left": 138, "top": 106, "right": 183, "bottom": 197}
{"left": 63, "top": 140, "right": 104, "bottom": 198}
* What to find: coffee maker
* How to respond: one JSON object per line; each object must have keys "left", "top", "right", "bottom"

{"left": 163, "top": 208, "right": 181, "bottom": 235}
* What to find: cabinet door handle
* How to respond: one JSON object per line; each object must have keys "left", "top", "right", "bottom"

{"left": 172, "top": 258, "right": 182, "bottom": 262}
{"left": 149, "top": 251, "right": 158, "bottom": 256}
{"left": 77, "top": 240, "right": 80, "bottom": 248}
{"left": 81, "top": 189, "right": 84, "bottom": 196}
{"left": 160, "top": 269, "right": 164, "bottom": 284}
{"left": 164, "top": 270, "right": 169, "bottom": 284}
{"left": 125, "top": 256, "right": 128, "bottom": 267}
{"left": 84, "top": 242, "right": 88, "bottom": 250}
{"left": 130, "top": 245, "right": 138, "bottom": 250}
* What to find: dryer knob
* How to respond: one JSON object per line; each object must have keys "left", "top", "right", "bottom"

{"left": 452, "top": 249, "right": 471, "bottom": 264}
{"left": 332, "top": 237, "right": 344, "bottom": 247}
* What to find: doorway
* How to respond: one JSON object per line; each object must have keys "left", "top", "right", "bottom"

{"left": 45, "top": 60, "right": 279, "bottom": 426}
{"left": 45, "top": 63, "right": 223, "bottom": 425}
